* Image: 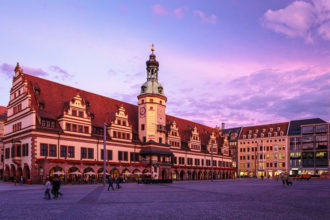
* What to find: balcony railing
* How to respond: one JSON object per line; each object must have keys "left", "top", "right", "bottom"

{"left": 140, "top": 159, "right": 172, "bottom": 166}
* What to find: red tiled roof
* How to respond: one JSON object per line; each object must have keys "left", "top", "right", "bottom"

{"left": 22, "top": 73, "right": 221, "bottom": 146}
{"left": 0, "top": 106, "right": 7, "bottom": 115}
{"left": 239, "top": 122, "right": 289, "bottom": 139}
{"left": 0, "top": 106, "right": 7, "bottom": 121}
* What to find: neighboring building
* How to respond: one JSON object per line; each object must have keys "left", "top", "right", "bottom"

{"left": 288, "top": 118, "right": 329, "bottom": 175}
{"left": 0, "top": 106, "right": 7, "bottom": 179}
{"left": 3, "top": 49, "right": 234, "bottom": 183}
{"left": 222, "top": 127, "right": 242, "bottom": 178}
{"left": 238, "top": 122, "right": 289, "bottom": 178}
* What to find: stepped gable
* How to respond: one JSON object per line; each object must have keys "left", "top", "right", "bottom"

{"left": 166, "top": 115, "right": 221, "bottom": 146}
{"left": 239, "top": 122, "right": 289, "bottom": 139}
{"left": 22, "top": 72, "right": 221, "bottom": 144}
{"left": 23, "top": 73, "right": 139, "bottom": 132}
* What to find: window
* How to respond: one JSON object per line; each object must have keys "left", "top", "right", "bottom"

{"left": 49, "top": 144, "right": 56, "bottom": 157}
{"left": 68, "top": 146, "right": 74, "bottom": 158}
{"left": 88, "top": 148, "right": 94, "bottom": 159}
{"left": 40, "top": 144, "right": 48, "bottom": 156}
{"left": 81, "top": 148, "right": 87, "bottom": 159}
{"left": 302, "top": 126, "right": 314, "bottom": 134}
{"left": 118, "top": 151, "right": 123, "bottom": 160}
{"left": 84, "top": 126, "right": 89, "bottom": 134}
{"left": 60, "top": 146, "right": 67, "bottom": 157}
{"left": 22, "top": 144, "right": 29, "bottom": 156}
{"left": 72, "top": 110, "right": 77, "bottom": 116}
{"left": 127, "top": 133, "right": 130, "bottom": 140}
{"left": 195, "top": 159, "right": 200, "bottom": 165}
{"left": 130, "top": 152, "right": 139, "bottom": 162}
{"left": 117, "top": 120, "right": 121, "bottom": 125}
{"left": 72, "top": 124, "right": 77, "bottom": 132}
{"left": 78, "top": 125, "right": 83, "bottom": 133}
{"left": 107, "top": 150, "right": 113, "bottom": 160}
{"left": 66, "top": 123, "right": 71, "bottom": 131}
{"left": 118, "top": 132, "right": 121, "bottom": 139}
{"left": 141, "top": 124, "right": 145, "bottom": 130}
{"left": 316, "top": 125, "right": 328, "bottom": 133}
{"left": 159, "top": 137, "right": 162, "bottom": 143}
{"left": 124, "top": 152, "right": 128, "bottom": 161}
{"left": 5, "top": 148, "right": 10, "bottom": 159}
{"left": 143, "top": 136, "right": 146, "bottom": 142}
{"left": 206, "top": 160, "right": 211, "bottom": 166}
{"left": 11, "top": 146, "right": 15, "bottom": 158}
{"left": 16, "top": 145, "right": 21, "bottom": 157}
{"left": 187, "top": 158, "right": 193, "bottom": 165}
{"left": 79, "top": 111, "right": 84, "bottom": 117}
{"left": 113, "top": 131, "right": 117, "bottom": 138}
{"left": 123, "top": 121, "right": 126, "bottom": 126}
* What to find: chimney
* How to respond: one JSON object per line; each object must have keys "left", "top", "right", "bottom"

{"left": 221, "top": 123, "right": 225, "bottom": 130}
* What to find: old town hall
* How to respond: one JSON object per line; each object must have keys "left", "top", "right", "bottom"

{"left": 2, "top": 48, "right": 234, "bottom": 183}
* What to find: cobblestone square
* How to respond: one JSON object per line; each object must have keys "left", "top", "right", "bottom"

{"left": 0, "top": 179, "right": 330, "bottom": 220}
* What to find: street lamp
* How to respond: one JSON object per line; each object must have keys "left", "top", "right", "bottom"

{"left": 103, "top": 123, "right": 108, "bottom": 186}
{"left": 211, "top": 142, "right": 213, "bottom": 181}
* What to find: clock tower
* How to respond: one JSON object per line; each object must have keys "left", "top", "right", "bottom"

{"left": 138, "top": 46, "right": 167, "bottom": 143}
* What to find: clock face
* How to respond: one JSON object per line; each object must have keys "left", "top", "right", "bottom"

{"left": 140, "top": 107, "right": 146, "bottom": 115}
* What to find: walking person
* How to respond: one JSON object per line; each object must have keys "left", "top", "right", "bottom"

{"left": 52, "top": 176, "right": 60, "bottom": 199}
{"left": 20, "top": 176, "right": 24, "bottom": 185}
{"left": 44, "top": 179, "right": 51, "bottom": 200}
{"left": 115, "top": 176, "right": 121, "bottom": 190}
{"left": 281, "top": 175, "right": 285, "bottom": 186}
{"left": 108, "top": 177, "right": 114, "bottom": 191}
{"left": 261, "top": 175, "right": 264, "bottom": 181}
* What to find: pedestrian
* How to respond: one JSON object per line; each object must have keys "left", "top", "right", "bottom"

{"left": 52, "top": 176, "right": 61, "bottom": 199}
{"left": 115, "top": 176, "right": 121, "bottom": 190}
{"left": 20, "top": 176, "right": 24, "bottom": 185}
{"left": 44, "top": 179, "right": 51, "bottom": 200}
{"left": 261, "top": 175, "right": 264, "bottom": 181}
{"left": 108, "top": 177, "right": 114, "bottom": 191}
{"left": 281, "top": 175, "right": 285, "bottom": 186}
{"left": 276, "top": 175, "right": 279, "bottom": 182}
{"left": 14, "top": 178, "right": 17, "bottom": 186}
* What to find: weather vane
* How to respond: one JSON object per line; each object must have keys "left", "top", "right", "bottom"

{"left": 150, "top": 43, "right": 155, "bottom": 53}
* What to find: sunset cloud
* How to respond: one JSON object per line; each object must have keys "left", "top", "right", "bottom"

{"left": 151, "top": 4, "right": 169, "bottom": 16}
{"left": 174, "top": 6, "right": 188, "bottom": 19}
{"left": 193, "top": 10, "right": 217, "bottom": 24}
{"left": 262, "top": 0, "right": 330, "bottom": 42}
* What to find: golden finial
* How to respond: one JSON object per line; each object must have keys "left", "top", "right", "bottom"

{"left": 149, "top": 43, "right": 155, "bottom": 53}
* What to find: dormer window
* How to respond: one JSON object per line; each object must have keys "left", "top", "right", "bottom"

{"left": 261, "top": 133, "right": 264, "bottom": 137}
{"left": 118, "top": 120, "right": 121, "bottom": 125}
{"left": 39, "top": 102, "right": 45, "bottom": 110}
{"left": 72, "top": 110, "right": 77, "bottom": 116}
{"left": 277, "top": 127, "right": 281, "bottom": 131}
{"left": 86, "top": 101, "right": 90, "bottom": 107}
{"left": 280, "top": 131, "right": 284, "bottom": 136}
{"left": 274, "top": 132, "right": 278, "bottom": 137}
{"left": 268, "top": 132, "right": 271, "bottom": 137}
{"left": 79, "top": 111, "right": 84, "bottom": 117}
{"left": 270, "top": 128, "right": 273, "bottom": 132}
{"left": 123, "top": 121, "right": 126, "bottom": 126}
{"left": 243, "top": 135, "right": 246, "bottom": 139}
{"left": 255, "top": 129, "right": 258, "bottom": 133}
{"left": 35, "top": 88, "right": 40, "bottom": 95}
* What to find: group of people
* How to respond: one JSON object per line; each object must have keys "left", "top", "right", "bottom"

{"left": 107, "top": 176, "right": 122, "bottom": 191}
{"left": 44, "top": 176, "right": 63, "bottom": 200}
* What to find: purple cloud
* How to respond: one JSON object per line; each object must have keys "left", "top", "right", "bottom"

{"left": 174, "top": 6, "right": 188, "bottom": 19}
{"left": 49, "top": 65, "right": 72, "bottom": 80}
{"left": 193, "top": 10, "right": 217, "bottom": 24}
{"left": 0, "top": 63, "right": 14, "bottom": 78}
{"left": 152, "top": 4, "right": 169, "bottom": 16}
{"left": 262, "top": 0, "right": 330, "bottom": 42}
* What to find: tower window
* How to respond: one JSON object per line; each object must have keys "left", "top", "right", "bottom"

{"left": 150, "top": 106, "right": 153, "bottom": 110}
{"left": 159, "top": 137, "right": 162, "bottom": 143}
{"left": 141, "top": 124, "right": 145, "bottom": 130}
{"left": 143, "top": 136, "right": 146, "bottom": 142}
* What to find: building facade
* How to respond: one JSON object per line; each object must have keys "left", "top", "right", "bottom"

{"left": 3, "top": 50, "right": 234, "bottom": 183}
{"left": 222, "top": 127, "right": 241, "bottom": 178}
{"left": 288, "top": 118, "right": 329, "bottom": 175}
{"left": 0, "top": 106, "right": 7, "bottom": 179}
{"left": 238, "top": 122, "right": 289, "bottom": 178}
